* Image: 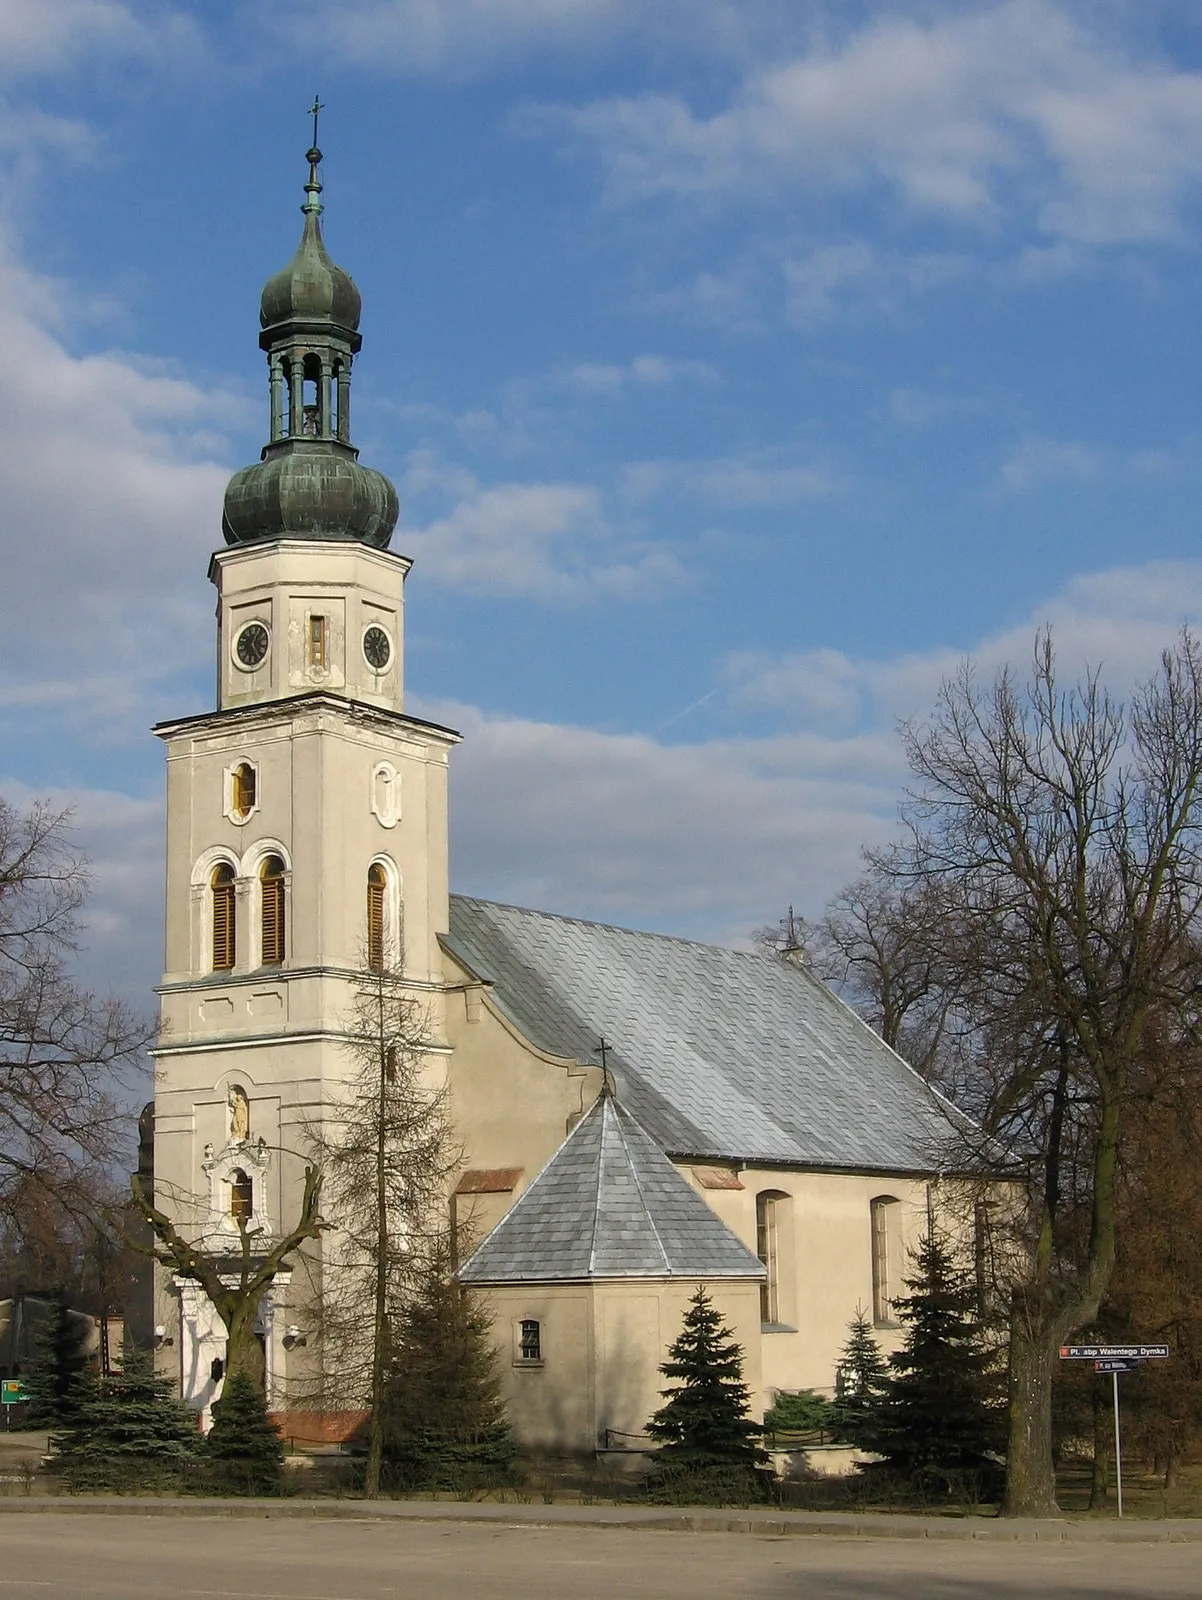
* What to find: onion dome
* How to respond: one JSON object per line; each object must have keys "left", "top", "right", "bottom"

{"left": 221, "top": 127, "right": 398, "bottom": 551}
{"left": 259, "top": 152, "right": 362, "bottom": 337}
{"left": 222, "top": 444, "right": 398, "bottom": 549}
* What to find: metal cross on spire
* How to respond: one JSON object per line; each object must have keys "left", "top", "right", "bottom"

{"left": 594, "top": 1036, "right": 616, "bottom": 1096}
{"left": 310, "top": 95, "right": 325, "bottom": 152}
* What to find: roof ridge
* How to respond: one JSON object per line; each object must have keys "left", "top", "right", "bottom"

{"left": 613, "top": 1101, "right": 671, "bottom": 1274}
{"left": 449, "top": 893, "right": 777, "bottom": 960}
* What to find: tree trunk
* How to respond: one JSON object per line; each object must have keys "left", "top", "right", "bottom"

{"left": 224, "top": 1303, "right": 266, "bottom": 1388}
{"left": 1003, "top": 1303, "right": 1060, "bottom": 1516}
{"left": 1088, "top": 1388, "right": 1109, "bottom": 1510}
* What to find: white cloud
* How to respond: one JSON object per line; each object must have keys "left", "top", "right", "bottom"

{"left": 621, "top": 454, "right": 832, "bottom": 508}
{"left": 544, "top": 2, "right": 1202, "bottom": 247}
{"left": 0, "top": 0, "right": 142, "bottom": 75}
{"left": 436, "top": 698, "right": 900, "bottom": 943}
{"left": 1000, "top": 434, "right": 1101, "bottom": 489}
{"left": 0, "top": 239, "right": 234, "bottom": 743}
{"left": 561, "top": 354, "right": 717, "bottom": 394}
{"left": 261, "top": 0, "right": 763, "bottom": 78}
{"left": 403, "top": 473, "right": 684, "bottom": 600}
{"left": 728, "top": 557, "right": 1202, "bottom": 733}
{"left": 0, "top": 776, "right": 163, "bottom": 1009}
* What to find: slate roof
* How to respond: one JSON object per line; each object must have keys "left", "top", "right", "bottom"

{"left": 458, "top": 1091, "right": 765, "bottom": 1284}
{"left": 445, "top": 896, "right": 960, "bottom": 1174}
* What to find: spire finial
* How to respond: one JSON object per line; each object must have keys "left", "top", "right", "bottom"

{"left": 303, "top": 95, "right": 325, "bottom": 216}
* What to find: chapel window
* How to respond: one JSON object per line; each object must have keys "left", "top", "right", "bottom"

{"left": 871, "top": 1195, "right": 903, "bottom": 1327}
{"left": 230, "top": 1169, "right": 253, "bottom": 1223}
{"left": 231, "top": 763, "right": 256, "bottom": 819}
{"left": 518, "top": 1320, "right": 541, "bottom": 1362}
{"left": 366, "top": 863, "right": 387, "bottom": 971}
{"left": 211, "top": 863, "right": 236, "bottom": 971}
{"left": 260, "top": 855, "right": 286, "bottom": 966}
{"left": 756, "top": 1192, "right": 781, "bottom": 1325}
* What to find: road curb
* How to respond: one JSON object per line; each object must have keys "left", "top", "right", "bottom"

{"left": 0, "top": 1495, "right": 1199, "bottom": 1541}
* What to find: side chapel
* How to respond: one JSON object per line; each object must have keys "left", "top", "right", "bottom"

{"left": 150, "top": 138, "right": 958, "bottom": 1455}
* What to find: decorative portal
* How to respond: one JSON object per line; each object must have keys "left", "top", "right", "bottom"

{"left": 229, "top": 1085, "right": 251, "bottom": 1144}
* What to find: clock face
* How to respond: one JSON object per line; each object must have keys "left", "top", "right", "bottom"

{"left": 363, "top": 625, "right": 392, "bottom": 671}
{"left": 235, "top": 622, "right": 270, "bottom": 669}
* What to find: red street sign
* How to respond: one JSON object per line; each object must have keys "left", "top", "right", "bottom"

{"left": 1059, "top": 1344, "right": 1170, "bottom": 1360}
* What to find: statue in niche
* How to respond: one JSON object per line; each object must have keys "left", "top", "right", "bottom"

{"left": 228, "top": 1085, "right": 250, "bottom": 1144}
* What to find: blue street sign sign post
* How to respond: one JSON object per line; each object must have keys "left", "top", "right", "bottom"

{"left": 1058, "top": 1345, "right": 1171, "bottom": 1517}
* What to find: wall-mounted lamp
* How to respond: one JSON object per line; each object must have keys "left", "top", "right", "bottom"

{"left": 282, "top": 1324, "right": 307, "bottom": 1351}
{"left": 152, "top": 1324, "right": 174, "bottom": 1349}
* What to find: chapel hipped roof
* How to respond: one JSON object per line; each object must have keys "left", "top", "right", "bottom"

{"left": 443, "top": 896, "right": 960, "bottom": 1174}
{"left": 457, "top": 1092, "right": 765, "bottom": 1285}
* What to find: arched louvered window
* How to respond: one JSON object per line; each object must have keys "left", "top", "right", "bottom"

{"left": 211, "top": 863, "right": 236, "bottom": 971}
{"left": 230, "top": 1169, "right": 253, "bottom": 1223}
{"left": 366, "top": 863, "right": 386, "bottom": 971}
{"left": 260, "top": 855, "right": 286, "bottom": 966}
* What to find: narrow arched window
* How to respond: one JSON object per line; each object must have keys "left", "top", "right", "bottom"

{"left": 871, "top": 1196, "right": 903, "bottom": 1326}
{"left": 366, "top": 863, "right": 386, "bottom": 971}
{"left": 756, "top": 1193, "right": 780, "bottom": 1324}
{"left": 231, "top": 763, "right": 256, "bottom": 819}
{"left": 260, "top": 855, "right": 286, "bottom": 966}
{"left": 211, "top": 864, "right": 236, "bottom": 971}
{"left": 230, "top": 1169, "right": 253, "bottom": 1223}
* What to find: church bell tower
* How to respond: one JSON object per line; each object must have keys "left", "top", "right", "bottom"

{"left": 150, "top": 132, "right": 458, "bottom": 1416}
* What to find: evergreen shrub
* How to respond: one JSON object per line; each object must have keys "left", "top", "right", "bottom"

{"left": 201, "top": 1371, "right": 285, "bottom": 1495}
{"left": 50, "top": 1349, "right": 199, "bottom": 1493}
{"left": 644, "top": 1287, "right": 771, "bottom": 1505}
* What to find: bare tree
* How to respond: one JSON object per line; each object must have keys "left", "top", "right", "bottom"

{"left": 0, "top": 797, "right": 148, "bottom": 1278}
{"left": 126, "top": 1165, "right": 324, "bottom": 1387}
{"left": 305, "top": 962, "right": 456, "bottom": 1498}
{"left": 891, "top": 630, "right": 1202, "bottom": 1515}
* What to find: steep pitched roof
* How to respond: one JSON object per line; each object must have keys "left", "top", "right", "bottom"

{"left": 458, "top": 1092, "right": 765, "bottom": 1285}
{"left": 445, "top": 896, "right": 959, "bottom": 1174}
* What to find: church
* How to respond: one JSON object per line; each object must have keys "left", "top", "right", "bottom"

{"left": 150, "top": 138, "right": 959, "bottom": 1458}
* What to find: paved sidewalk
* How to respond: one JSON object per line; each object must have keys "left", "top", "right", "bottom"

{"left": 0, "top": 1493, "right": 1198, "bottom": 1540}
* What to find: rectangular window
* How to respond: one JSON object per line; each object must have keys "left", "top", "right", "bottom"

{"left": 518, "top": 1319, "right": 541, "bottom": 1362}
{"left": 308, "top": 614, "right": 327, "bottom": 670}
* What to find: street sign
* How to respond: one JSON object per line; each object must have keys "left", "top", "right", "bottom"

{"left": 1060, "top": 1344, "right": 1170, "bottom": 1360}
{"left": 0, "top": 1380, "right": 28, "bottom": 1404}
{"left": 1057, "top": 1344, "right": 1173, "bottom": 1520}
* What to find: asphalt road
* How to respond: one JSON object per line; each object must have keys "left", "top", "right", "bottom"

{"left": 0, "top": 1514, "right": 1199, "bottom": 1600}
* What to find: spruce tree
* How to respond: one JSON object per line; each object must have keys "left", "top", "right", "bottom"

{"left": 378, "top": 1253, "right": 514, "bottom": 1493}
{"left": 831, "top": 1305, "right": 888, "bottom": 1448}
{"left": 51, "top": 1348, "right": 199, "bottom": 1492}
{"left": 863, "top": 1231, "right": 1001, "bottom": 1491}
{"left": 645, "top": 1287, "right": 770, "bottom": 1503}
{"left": 25, "top": 1295, "right": 89, "bottom": 1431}
{"left": 203, "top": 1371, "right": 285, "bottom": 1495}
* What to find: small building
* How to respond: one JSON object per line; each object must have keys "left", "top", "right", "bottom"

{"left": 459, "top": 1090, "right": 765, "bottom": 1456}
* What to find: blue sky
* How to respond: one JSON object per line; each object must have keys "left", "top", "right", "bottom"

{"left": 4, "top": 0, "right": 1202, "bottom": 1007}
